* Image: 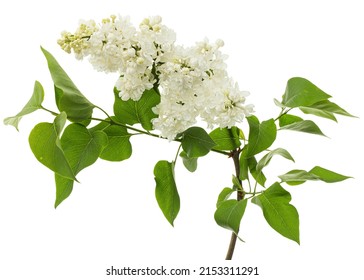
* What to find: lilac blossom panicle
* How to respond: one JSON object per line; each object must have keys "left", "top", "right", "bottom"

{"left": 58, "top": 15, "right": 254, "bottom": 140}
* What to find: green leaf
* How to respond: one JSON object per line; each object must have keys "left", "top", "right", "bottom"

{"left": 54, "top": 175, "right": 74, "bottom": 208}
{"left": 246, "top": 116, "right": 277, "bottom": 157}
{"left": 299, "top": 106, "right": 336, "bottom": 121}
{"left": 309, "top": 166, "right": 351, "bottom": 183}
{"left": 4, "top": 81, "right": 44, "bottom": 130}
{"left": 248, "top": 156, "right": 267, "bottom": 186}
{"left": 239, "top": 146, "right": 266, "bottom": 185}
{"left": 180, "top": 151, "right": 198, "bottom": 172}
{"left": 252, "top": 182, "right": 300, "bottom": 244}
{"left": 274, "top": 98, "right": 286, "bottom": 109}
{"left": 232, "top": 175, "right": 242, "bottom": 190}
{"left": 54, "top": 123, "right": 108, "bottom": 207}
{"left": 256, "top": 148, "right": 295, "bottom": 173}
{"left": 209, "top": 127, "right": 241, "bottom": 151}
{"left": 238, "top": 127, "right": 246, "bottom": 140}
{"left": 181, "top": 127, "right": 216, "bottom": 158}
{"left": 101, "top": 127, "right": 132, "bottom": 161}
{"left": 278, "top": 114, "right": 303, "bottom": 127}
{"left": 113, "top": 88, "right": 160, "bottom": 131}
{"left": 279, "top": 169, "right": 319, "bottom": 185}
{"left": 89, "top": 120, "right": 132, "bottom": 161}
{"left": 279, "top": 166, "right": 351, "bottom": 186}
{"left": 282, "top": 77, "right": 331, "bottom": 108}
{"left": 41, "top": 47, "right": 94, "bottom": 122}
{"left": 216, "top": 187, "right": 235, "bottom": 208}
{"left": 61, "top": 123, "right": 108, "bottom": 173}
{"left": 28, "top": 112, "right": 76, "bottom": 181}
{"left": 154, "top": 160, "right": 180, "bottom": 226}
{"left": 300, "top": 99, "right": 356, "bottom": 121}
{"left": 280, "top": 120, "right": 326, "bottom": 136}
{"left": 89, "top": 120, "right": 132, "bottom": 162}
{"left": 310, "top": 100, "right": 356, "bottom": 117}
{"left": 239, "top": 147, "right": 249, "bottom": 180}
{"left": 214, "top": 199, "right": 248, "bottom": 234}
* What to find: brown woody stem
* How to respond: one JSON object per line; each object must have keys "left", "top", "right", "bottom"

{"left": 225, "top": 148, "right": 245, "bottom": 260}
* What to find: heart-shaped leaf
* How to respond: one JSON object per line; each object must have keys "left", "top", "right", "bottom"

{"left": 29, "top": 112, "right": 76, "bottom": 181}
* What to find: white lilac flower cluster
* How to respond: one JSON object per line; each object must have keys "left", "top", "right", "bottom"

{"left": 58, "top": 15, "right": 254, "bottom": 140}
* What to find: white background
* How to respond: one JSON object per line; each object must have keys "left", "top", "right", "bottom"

{"left": 1, "top": 0, "right": 363, "bottom": 279}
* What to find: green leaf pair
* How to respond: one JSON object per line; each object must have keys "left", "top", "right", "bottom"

{"left": 54, "top": 123, "right": 109, "bottom": 207}
{"left": 5, "top": 47, "right": 95, "bottom": 130}
{"left": 282, "top": 77, "right": 355, "bottom": 119}
{"left": 278, "top": 77, "right": 356, "bottom": 137}
{"left": 6, "top": 48, "right": 139, "bottom": 207}
{"left": 214, "top": 171, "right": 300, "bottom": 244}
{"left": 253, "top": 166, "right": 350, "bottom": 243}
{"left": 179, "top": 126, "right": 243, "bottom": 173}
{"left": 252, "top": 164, "right": 351, "bottom": 244}
{"left": 214, "top": 180, "right": 299, "bottom": 245}
{"left": 59, "top": 118, "right": 134, "bottom": 206}
{"left": 29, "top": 115, "right": 110, "bottom": 207}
